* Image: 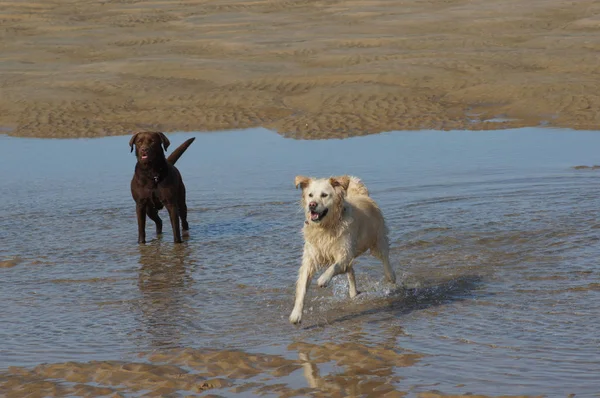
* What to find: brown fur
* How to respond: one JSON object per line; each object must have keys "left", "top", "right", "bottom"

{"left": 167, "top": 137, "right": 195, "bottom": 165}
{"left": 129, "top": 132, "right": 194, "bottom": 244}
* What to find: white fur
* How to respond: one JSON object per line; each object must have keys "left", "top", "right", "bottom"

{"left": 289, "top": 175, "right": 396, "bottom": 325}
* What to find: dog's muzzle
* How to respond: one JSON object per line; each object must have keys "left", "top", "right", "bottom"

{"left": 139, "top": 147, "right": 151, "bottom": 160}
{"left": 309, "top": 207, "right": 328, "bottom": 222}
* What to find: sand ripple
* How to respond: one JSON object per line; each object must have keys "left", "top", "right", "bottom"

{"left": 2, "top": 0, "right": 600, "bottom": 138}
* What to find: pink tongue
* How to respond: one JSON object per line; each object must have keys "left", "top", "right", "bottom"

{"left": 310, "top": 212, "right": 319, "bottom": 220}
{"left": 142, "top": 155, "right": 148, "bottom": 159}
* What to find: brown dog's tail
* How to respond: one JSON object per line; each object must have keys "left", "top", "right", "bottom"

{"left": 167, "top": 137, "right": 195, "bottom": 165}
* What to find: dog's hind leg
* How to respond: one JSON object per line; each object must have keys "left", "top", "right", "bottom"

{"left": 166, "top": 203, "right": 182, "bottom": 243}
{"left": 178, "top": 185, "right": 189, "bottom": 236}
{"left": 346, "top": 264, "right": 359, "bottom": 298}
{"left": 372, "top": 236, "right": 396, "bottom": 284}
{"left": 147, "top": 207, "right": 163, "bottom": 236}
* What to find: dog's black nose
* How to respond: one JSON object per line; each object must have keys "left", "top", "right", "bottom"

{"left": 308, "top": 202, "right": 317, "bottom": 210}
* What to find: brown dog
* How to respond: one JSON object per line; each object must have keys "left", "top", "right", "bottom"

{"left": 129, "top": 132, "right": 195, "bottom": 244}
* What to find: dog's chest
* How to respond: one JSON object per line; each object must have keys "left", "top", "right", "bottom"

{"left": 303, "top": 228, "right": 349, "bottom": 265}
{"left": 132, "top": 174, "right": 170, "bottom": 206}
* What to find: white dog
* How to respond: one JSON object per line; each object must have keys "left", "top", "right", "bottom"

{"left": 289, "top": 175, "right": 396, "bottom": 325}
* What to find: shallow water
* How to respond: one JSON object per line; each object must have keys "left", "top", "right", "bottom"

{"left": 1, "top": 128, "right": 600, "bottom": 397}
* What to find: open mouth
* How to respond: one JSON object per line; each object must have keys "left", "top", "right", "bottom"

{"left": 309, "top": 208, "right": 328, "bottom": 222}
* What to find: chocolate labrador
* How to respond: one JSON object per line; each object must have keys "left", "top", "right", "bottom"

{"left": 129, "top": 132, "right": 195, "bottom": 244}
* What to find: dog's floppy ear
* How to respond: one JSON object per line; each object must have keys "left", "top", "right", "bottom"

{"left": 329, "top": 175, "right": 350, "bottom": 192}
{"left": 129, "top": 132, "right": 140, "bottom": 153}
{"left": 158, "top": 132, "right": 170, "bottom": 151}
{"left": 295, "top": 176, "right": 311, "bottom": 190}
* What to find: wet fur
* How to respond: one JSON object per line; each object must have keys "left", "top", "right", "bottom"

{"left": 289, "top": 175, "right": 396, "bottom": 325}
{"left": 129, "top": 132, "right": 194, "bottom": 244}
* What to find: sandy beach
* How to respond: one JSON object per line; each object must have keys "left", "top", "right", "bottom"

{"left": 2, "top": 0, "right": 600, "bottom": 139}
{"left": 4, "top": 3, "right": 600, "bottom": 395}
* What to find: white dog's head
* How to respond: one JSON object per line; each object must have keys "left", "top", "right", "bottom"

{"left": 295, "top": 176, "right": 350, "bottom": 226}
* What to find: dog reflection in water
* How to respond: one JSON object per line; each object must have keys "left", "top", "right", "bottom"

{"left": 292, "top": 340, "right": 416, "bottom": 395}
{"left": 137, "top": 244, "right": 193, "bottom": 348}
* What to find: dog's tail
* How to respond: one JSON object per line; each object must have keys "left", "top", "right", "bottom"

{"left": 167, "top": 137, "right": 195, "bottom": 165}
{"left": 346, "top": 175, "right": 370, "bottom": 197}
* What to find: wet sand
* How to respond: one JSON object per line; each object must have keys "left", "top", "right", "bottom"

{"left": 0, "top": 342, "right": 419, "bottom": 397}
{"left": 2, "top": 0, "right": 600, "bottom": 139}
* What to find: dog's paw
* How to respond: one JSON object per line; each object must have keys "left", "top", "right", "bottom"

{"left": 289, "top": 310, "right": 302, "bottom": 325}
{"left": 317, "top": 275, "right": 330, "bottom": 288}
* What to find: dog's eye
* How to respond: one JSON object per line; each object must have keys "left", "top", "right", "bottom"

{"left": 321, "top": 193, "right": 328, "bottom": 198}
{"left": 308, "top": 193, "right": 313, "bottom": 198}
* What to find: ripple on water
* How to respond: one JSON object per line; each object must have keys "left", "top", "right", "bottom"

{"left": 2, "top": 128, "right": 600, "bottom": 396}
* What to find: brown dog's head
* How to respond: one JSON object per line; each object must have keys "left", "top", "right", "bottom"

{"left": 129, "top": 132, "right": 170, "bottom": 164}
{"left": 295, "top": 175, "right": 350, "bottom": 226}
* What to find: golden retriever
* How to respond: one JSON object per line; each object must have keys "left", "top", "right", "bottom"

{"left": 289, "top": 175, "right": 396, "bottom": 325}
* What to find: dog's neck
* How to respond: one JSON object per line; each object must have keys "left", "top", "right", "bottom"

{"left": 135, "top": 155, "right": 168, "bottom": 185}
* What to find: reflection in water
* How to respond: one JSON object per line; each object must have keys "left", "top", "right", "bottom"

{"left": 293, "top": 333, "right": 420, "bottom": 397}
{"left": 137, "top": 242, "right": 193, "bottom": 349}
{"left": 0, "top": 333, "right": 420, "bottom": 396}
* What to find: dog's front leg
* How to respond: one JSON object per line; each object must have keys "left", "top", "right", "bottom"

{"left": 289, "top": 253, "right": 315, "bottom": 325}
{"left": 317, "top": 258, "right": 351, "bottom": 288}
{"left": 136, "top": 203, "right": 147, "bottom": 244}
{"left": 166, "top": 203, "right": 182, "bottom": 243}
